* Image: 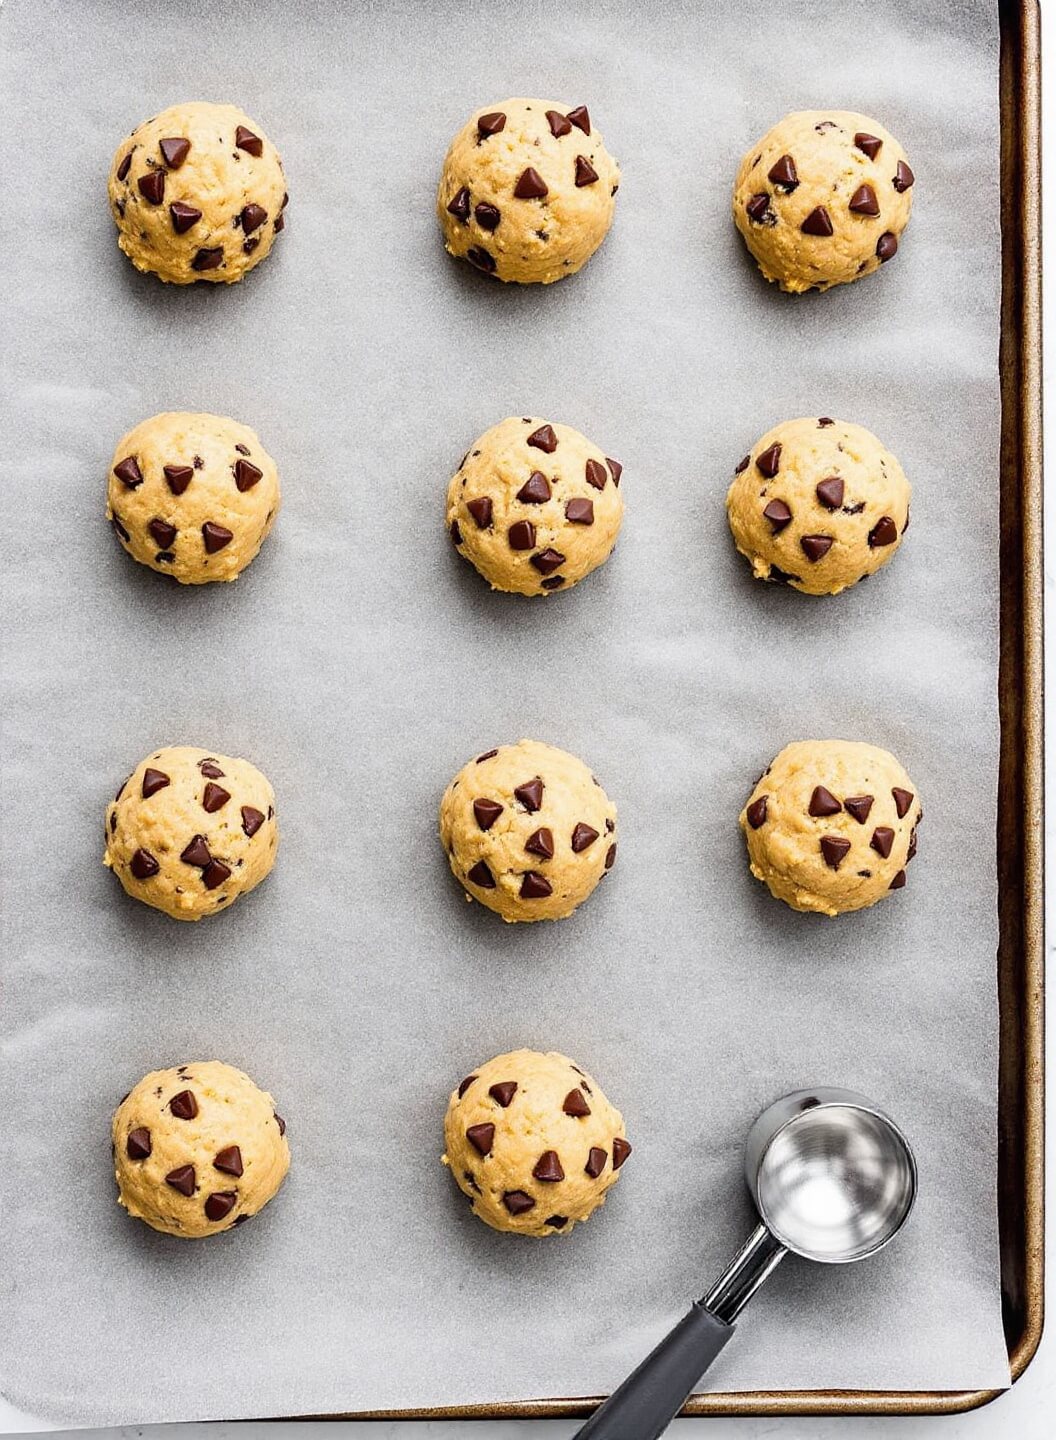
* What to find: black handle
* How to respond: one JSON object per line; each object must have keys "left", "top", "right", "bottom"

{"left": 571, "top": 1303, "right": 734, "bottom": 1440}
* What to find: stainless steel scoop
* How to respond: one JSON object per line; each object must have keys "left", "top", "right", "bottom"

{"left": 573, "top": 1087, "right": 917, "bottom": 1440}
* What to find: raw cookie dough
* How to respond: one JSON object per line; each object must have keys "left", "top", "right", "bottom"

{"left": 106, "top": 411, "right": 280, "bottom": 584}
{"left": 741, "top": 740, "right": 922, "bottom": 916}
{"left": 112, "top": 1061, "right": 290, "bottom": 1237}
{"left": 437, "top": 98, "right": 620, "bottom": 283}
{"left": 448, "top": 416, "right": 624, "bottom": 595}
{"left": 104, "top": 745, "right": 278, "bottom": 921}
{"left": 726, "top": 416, "right": 910, "bottom": 595}
{"left": 108, "top": 102, "right": 288, "bottom": 285}
{"left": 733, "top": 110, "right": 914, "bottom": 293}
{"left": 443, "top": 1049, "right": 631, "bottom": 1236}
{"left": 439, "top": 740, "right": 617, "bottom": 922}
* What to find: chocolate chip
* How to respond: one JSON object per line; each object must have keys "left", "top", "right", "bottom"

{"left": 585, "top": 459, "right": 608, "bottom": 490}
{"left": 801, "top": 534, "right": 834, "bottom": 562}
{"left": 235, "top": 447, "right": 251, "bottom": 459}
{"left": 273, "top": 212, "right": 286, "bottom": 234}
{"left": 130, "top": 848, "right": 159, "bottom": 880}
{"left": 241, "top": 806, "right": 265, "bottom": 837}
{"left": 567, "top": 105, "right": 591, "bottom": 134}
{"left": 181, "top": 835, "right": 212, "bottom": 867}
{"left": 612, "top": 1137, "right": 632, "bottom": 1169}
{"left": 517, "top": 471, "right": 551, "bottom": 503}
{"left": 530, "top": 548, "right": 565, "bottom": 575}
{"left": 148, "top": 518, "right": 177, "bottom": 549}
{"left": 746, "top": 796, "right": 768, "bottom": 829}
{"left": 508, "top": 519, "right": 536, "bottom": 550}
{"left": 607, "top": 457, "right": 622, "bottom": 484}
{"left": 126, "top": 1127, "right": 152, "bottom": 1160}
{"left": 527, "top": 424, "right": 558, "bottom": 453}
{"left": 815, "top": 477, "right": 845, "bottom": 510}
{"left": 809, "top": 786, "right": 842, "bottom": 818}
{"left": 467, "top": 859, "right": 495, "bottom": 889}
{"left": 475, "top": 749, "right": 498, "bottom": 763}
{"left": 170, "top": 201, "right": 202, "bottom": 233}
{"left": 138, "top": 171, "right": 165, "bottom": 204}
{"left": 844, "top": 795, "right": 874, "bottom": 824}
{"left": 515, "top": 166, "right": 548, "bottom": 199}
{"left": 907, "top": 828, "right": 918, "bottom": 861}
{"left": 202, "top": 782, "right": 230, "bottom": 813}
{"left": 546, "top": 1215, "right": 568, "bottom": 1229}
{"left": 574, "top": 155, "right": 599, "bottom": 187}
{"left": 466, "top": 1123, "right": 495, "bottom": 1156}
{"left": 467, "top": 496, "right": 493, "bottom": 528}
{"left": 768, "top": 154, "right": 798, "bottom": 190}
{"left": 472, "top": 799, "right": 503, "bottom": 833}
{"left": 547, "top": 110, "right": 573, "bottom": 137}
{"left": 877, "top": 231, "right": 898, "bottom": 262}
{"left": 893, "top": 160, "right": 915, "bottom": 193}
{"left": 768, "top": 565, "right": 799, "bottom": 584}
{"left": 113, "top": 456, "right": 144, "bottom": 489}
{"left": 565, "top": 498, "right": 594, "bottom": 525}
{"left": 814, "top": 836, "right": 852, "bottom": 876}
{"left": 243, "top": 237, "right": 260, "bottom": 255}
{"left": 585, "top": 1146, "right": 607, "bottom": 1178}
{"left": 570, "top": 822, "right": 599, "bottom": 853}
{"left": 447, "top": 187, "right": 470, "bottom": 222}
{"left": 502, "top": 1190, "right": 535, "bottom": 1215}
{"left": 214, "top": 1145, "right": 243, "bottom": 1177}
{"left": 871, "top": 826, "right": 895, "bottom": 858}
{"left": 191, "top": 246, "right": 224, "bottom": 271}
{"left": 233, "top": 1213, "right": 250, "bottom": 1226}
{"left": 763, "top": 499, "right": 792, "bottom": 532}
{"left": 855, "top": 132, "right": 883, "bottom": 160}
{"left": 746, "top": 193, "right": 772, "bottom": 223}
{"left": 165, "top": 1164, "right": 196, "bottom": 1196}
{"left": 159, "top": 137, "right": 190, "bottom": 169}
{"left": 540, "top": 576, "right": 564, "bottom": 590}
{"left": 605, "top": 843, "right": 617, "bottom": 870}
{"left": 849, "top": 183, "right": 880, "bottom": 217}
{"left": 520, "top": 871, "right": 553, "bottom": 899}
{"left": 141, "top": 767, "right": 170, "bottom": 799}
{"left": 513, "top": 780, "right": 545, "bottom": 821}
{"left": 801, "top": 206, "right": 834, "bottom": 237}
{"left": 117, "top": 152, "right": 132, "bottom": 182}
{"left": 889, "top": 869, "right": 907, "bottom": 890}
{"left": 477, "top": 111, "right": 506, "bottom": 139}
{"left": 892, "top": 787, "right": 915, "bottom": 819}
{"left": 234, "top": 458, "right": 263, "bottom": 492}
{"left": 202, "top": 521, "right": 233, "bottom": 553}
{"left": 466, "top": 245, "right": 495, "bottom": 273}
{"left": 169, "top": 1090, "right": 198, "bottom": 1120}
{"left": 164, "top": 463, "right": 193, "bottom": 494}
{"left": 241, "top": 203, "right": 267, "bottom": 234}
{"left": 205, "top": 1191, "right": 237, "bottom": 1222}
{"left": 457, "top": 1075, "right": 477, "bottom": 1099}
{"left": 235, "top": 125, "right": 263, "bottom": 156}
{"left": 450, "top": 519, "right": 463, "bottom": 545}
{"left": 563, "top": 1088, "right": 591, "bottom": 1117}
{"left": 525, "top": 827, "right": 554, "bottom": 858}
{"left": 489, "top": 1081, "right": 517, "bottom": 1107}
{"left": 199, "top": 759, "right": 225, "bottom": 778}
{"left": 533, "top": 1150, "right": 564, "bottom": 1182}
{"left": 202, "top": 859, "right": 231, "bottom": 890}
{"left": 869, "top": 516, "right": 898, "bottom": 547}
{"left": 474, "top": 202, "right": 501, "bottom": 231}
{"left": 274, "top": 1112, "right": 286, "bottom": 1135}
{"left": 756, "top": 443, "right": 782, "bottom": 478}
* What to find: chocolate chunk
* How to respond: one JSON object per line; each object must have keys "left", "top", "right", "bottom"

{"left": 876, "top": 231, "right": 898, "bottom": 262}
{"left": 514, "top": 166, "right": 548, "bottom": 199}
{"left": 467, "top": 496, "right": 493, "bottom": 528}
{"left": 202, "top": 859, "right": 231, "bottom": 890}
{"left": 199, "top": 760, "right": 225, "bottom": 778}
{"left": 446, "top": 187, "right": 470, "bottom": 222}
{"left": 820, "top": 835, "right": 851, "bottom": 869}
{"left": 612, "top": 1137, "right": 632, "bottom": 1169}
{"left": 164, "top": 463, "right": 193, "bottom": 494}
{"left": 466, "top": 1123, "right": 495, "bottom": 1156}
{"left": 854, "top": 132, "right": 883, "bottom": 160}
{"left": 159, "top": 137, "right": 190, "bottom": 169}
{"left": 467, "top": 859, "right": 495, "bottom": 889}
{"left": 169, "top": 1090, "right": 198, "bottom": 1120}
{"left": 533, "top": 1150, "right": 565, "bottom": 1181}
{"left": 148, "top": 518, "right": 177, "bottom": 549}
{"left": 763, "top": 499, "right": 792, "bottom": 532}
{"left": 502, "top": 1190, "right": 535, "bottom": 1215}
{"left": 893, "top": 160, "right": 915, "bottom": 193}
{"left": 508, "top": 519, "right": 536, "bottom": 550}
{"left": 768, "top": 154, "right": 798, "bottom": 189}
{"left": 489, "top": 1081, "right": 517, "bottom": 1107}
{"left": 574, "top": 155, "right": 599, "bottom": 187}
{"left": 214, "top": 1145, "right": 243, "bottom": 1177}
{"left": 563, "top": 1088, "right": 591, "bottom": 1117}
{"left": 809, "top": 786, "right": 842, "bottom": 817}
{"left": 818, "top": 417, "right": 835, "bottom": 427}
{"left": 126, "top": 1127, "right": 152, "bottom": 1160}
{"left": 565, "top": 498, "right": 594, "bottom": 525}
{"left": 466, "top": 245, "right": 496, "bottom": 273}
{"left": 527, "top": 424, "right": 558, "bottom": 453}
{"left": 477, "top": 111, "right": 506, "bottom": 138}
{"left": 457, "top": 1075, "right": 477, "bottom": 1099}
{"left": 130, "top": 848, "right": 159, "bottom": 880}
{"left": 889, "top": 869, "right": 907, "bottom": 890}
{"left": 240, "top": 203, "right": 267, "bottom": 234}
{"left": 520, "top": 871, "right": 553, "bottom": 899}
{"left": 546, "top": 1215, "right": 568, "bottom": 1229}
{"left": 868, "top": 516, "right": 898, "bottom": 547}
{"left": 202, "top": 782, "right": 230, "bottom": 813}
{"left": 585, "top": 459, "right": 608, "bottom": 490}
{"left": 849, "top": 183, "right": 880, "bottom": 217}
{"left": 450, "top": 519, "right": 463, "bottom": 545}
{"left": 117, "top": 152, "right": 132, "bottom": 182}
{"left": 205, "top": 1191, "right": 237, "bottom": 1222}
{"left": 530, "top": 548, "right": 565, "bottom": 575}
{"left": 234, "top": 458, "right": 262, "bottom": 491}
{"left": 746, "top": 193, "right": 772, "bottom": 223}
{"left": 843, "top": 795, "right": 874, "bottom": 824}
{"left": 474, "top": 202, "right": 501, "bottom": 231}
{"left": 170, "top": 201, "right": 202, "bottom": 233}
{"left": 241, "top": 806, "right": 265, "bottom": 837}
{"left": 585, "top": 1146, "right": 607, "bottom": 1178}
{"left": 815, "top": 477, "right": 845, "bottom": 510}
{"left": 525, "top": 827, "right": 554, "bottom": 858}
{"left": 235, "top": 125, "right": 264, "bottom": 156}
{"left": 517, "top": 471, "right": 551, "bottom": 503}
{"left": 474, "top": 798, "right": 504, "bottom": 831}
{"left": 756, "top": 443, "right": 782, "bottom": 478}
{"left": 547, "top": 110, "right": 573, "bottom": 137}
{"left": 515, "top": 779, "right": 544, "bottom": 812}
{"left": 746, "top": 796, "right": 768, "bottom": 829}
{"left": 871, "top": 826, "right": 895, "bottom": 858}
{"left": 181, "top": 835, "right": 212, "bottom": 867}
{"left": 892, "top": 787, "right": 915, "bottom": 819}
{"left": 113, "top": 456, "right": 144, "bottom": 489}
{"left": 570, "top": 822, "right": 599, "bottom": 852}
{"left": 605, "top": 843, "right": 617, "bottom": 870}
{"left": 141, "top": 767, "right": 170, "bottom": 799}
{"left": 800, "top": 534, "right": 834, "bottom": 562}
{"left": 801, "top": 206, "right": 834, "bottom": 236}
{"left": 607, "top": 457, "right": 622, "bottom": 484}
{"left": 191, "top": 246, "right": 224, "bottom": 271}
{"left": 138, "top": 170, "right": 165, "bottom": 205}
{"left": 567, "top": 105, "right": 591, "bottom": 134}
{"left": 165, "top": 1165, "right": 196, "bottom": 1196}
{"left": 202, "top": 521, "right": 233, "bottom": 553}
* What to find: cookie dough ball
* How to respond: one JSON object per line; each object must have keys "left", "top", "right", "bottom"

{"left": 437, "top": 99, "right": 620, "bottom": 284}
{"left": 439, "top": 740, "right": 618, "bottom": 922}
{"left": 741, "top": 740, "right": 922, "bottom": 916}
{"left": 104, "top": 745, "right": 278, "bottom": 921}
{"left": 448, "top": 417, "right": 624, "bottom": 595}
{"left": 108, "top": 102, "right": 288, "bottom": 285}
{"left": 443, "top": 1049, "right": 631, "bottom": 1235}
{"left": 726, "top": 417, "right": 910, "bottom": 595}
{"left": 112, "top": 1061, "right": 290, "bottom": 1238}
{"left": 106, "top": 412, "right": 280, "bottom": 584}
{"left": 733, "top": 111, "right": 914, "bottom": 293}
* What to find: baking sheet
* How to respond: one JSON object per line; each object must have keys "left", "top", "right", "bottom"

{"left": 0, "top": 0, "right": 1011, "bottom": 1425}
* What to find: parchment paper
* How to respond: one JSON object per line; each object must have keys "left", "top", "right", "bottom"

{"left": 0, "top": 0, "right": 1010, "bottom": 1425}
